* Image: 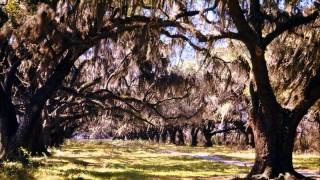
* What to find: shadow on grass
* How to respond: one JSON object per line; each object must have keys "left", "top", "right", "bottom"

{"left": 63, "top": 168, "right": 154, "bottom": 180}
{"left": 0, "top": 163, "right": 37, "bottom": 180}
{"left": 45, "top": 152, "right": 249, "bottom": 179}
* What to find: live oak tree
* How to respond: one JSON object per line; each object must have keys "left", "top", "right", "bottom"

{"left": 0, "top": 0, "right": 187, "bottom": 159}
{"left": 0, "top": 0, "right": 200, "bottom": 158}
{"left": 0, "top": 0, "right": 319, "bottom": 179}
{"left": 148, "top": 1, "right": 319, "bottom": 178}
{"left": 109, "top": 0, "right": 318, "bottom": 178}
{"left": 221, "top": 2, "right": 319, "bottom": 179}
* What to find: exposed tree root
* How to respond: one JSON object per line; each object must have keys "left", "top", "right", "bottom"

{"left": 247, "top": 170, "right": 312, "bottom": 180}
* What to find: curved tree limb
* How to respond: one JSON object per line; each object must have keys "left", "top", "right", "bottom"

{"left": 263, "top": 11, "right": 319, "bottom": 48}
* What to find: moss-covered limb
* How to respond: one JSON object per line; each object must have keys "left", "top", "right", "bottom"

{"left": 0, "top": 8, "right": 8, "bottom": 27}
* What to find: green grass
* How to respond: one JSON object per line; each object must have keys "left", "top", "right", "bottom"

{"left": 0, "top": 140, "right": 319, "bottom": 180}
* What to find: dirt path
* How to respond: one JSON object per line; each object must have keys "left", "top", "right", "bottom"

{"left": 162, "top": 150, "right": 320, "bottom": 179}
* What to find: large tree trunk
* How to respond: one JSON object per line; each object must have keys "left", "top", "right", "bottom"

{"left": 245, "top": 49, "right": 308, "bottom": 179}
{"left": 168, "top": 127, "right": 177, "bottom": 145}
{"left": 0, "top": 85, "right": 18, "bottom": 160}
{"left": 226, "top": 1, "right": 320, "bottom": 178}
{"left": 147, "top": 128, "right": 156, "bottom": 142}
{"left": 0, "top": 120, "right": 7, "bottom": 161}
{"left": 152, "top": 127, "right": 160, "bottom": 143}
{"left": 248, "top": 110, "right": 303, "bottom": 179}
{"left": 16, "top": 47, "right": 86, "bottom": 155}
{"left": 154, "top": 131, "right": 160, "bottom": 143}
{"left": 190, "top": 126, "right": 199, "bottom": 147}
{"left": 160, "top": 127, "right": 167, "bottom": 143}
{"left": 177, "top": 127, "right": 185, "bottom": 146}
{"left": 247, "top": 80, "right": 304, "bottom": 179}
{"left": 25, "top": 115, "right": 47, "bottom": 155}
{"left": 203, "top": 131, "right": 213, "bottom": 147}
{"left": 246, "top": 126, "right": 255, "bottom": 148}
{"left": 201, "top": 120, "right": 215, "bottom": 147}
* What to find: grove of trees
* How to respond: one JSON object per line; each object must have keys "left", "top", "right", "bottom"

{"left": 0, "top": 0, "right": 319, "bottom": 179}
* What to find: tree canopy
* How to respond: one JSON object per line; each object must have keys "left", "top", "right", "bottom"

{"left": 0, "top": 0, "right": 319, "bottom": 179}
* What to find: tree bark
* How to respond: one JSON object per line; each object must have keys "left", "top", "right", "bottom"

{"left": 247, "top": 71, "right": 305, "bottom": 179}
{"left": 0, "top": 119, "right": 7, "bottom": 161}
{"left": 201, "top": 121, "right": 215, "bottom": 147}
{"left": 245, "top": 126, "right": 255, "bottom": 148}
{"left": 177, "top": 127, "right": 185, "bottom": 145}
{"left": 226, "top": 1, "right": 320, "bottom": 178}
{"left": 0, "top": 85, "right": 18, "bottom": 160}
{"left": 190, "top": 126, "right": 199, "bottom": 146}
{"left": 248, "top": 108, "right": 304, "bottom": 179}
{"left": 154, "top": 131, "right": 160, "bottom": 143}
{"left": 147, "top": 128, "right": 155, "bottom": 141}
{"left": 203, "top": 131, "right": 213, "bottom": 147}
{"left": 168, "top": 126, "right": 177, "bottom": 144}
{"left": 0, "top": 8, "right": 8, "bottom": 28}
{"left": 160, "top": 127, "right": 167, "bottom": 143}
{"left": 16, "top": 47, "right": 87, "bottom": 155}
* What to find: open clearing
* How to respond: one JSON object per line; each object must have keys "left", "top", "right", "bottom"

{"left": 1, "top": 140, "right": 319, "bottom": 180}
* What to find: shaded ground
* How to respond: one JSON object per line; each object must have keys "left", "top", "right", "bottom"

{"left": 0, "top": 140, "right": 319, "bottom": 179}
{"left": 162, "top": 150, "right": 320, "bottom": 178}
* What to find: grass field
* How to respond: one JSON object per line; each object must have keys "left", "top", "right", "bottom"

{"left": 0, "top": 140, "right": 319, "bottom": 180}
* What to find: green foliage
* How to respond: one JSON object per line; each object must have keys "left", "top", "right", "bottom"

{"left": 5, "top": 0, "right": 19, "bottom": 18}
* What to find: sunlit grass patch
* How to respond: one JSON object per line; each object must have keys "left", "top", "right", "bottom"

{"left": 293, "top": 153, "right": 320, "bottom": 172}
{"left": 0, "top": 140, "right": 319, "bottom": 179}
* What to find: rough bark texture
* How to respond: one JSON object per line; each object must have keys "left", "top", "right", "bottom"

{"left": 246, "top": 52, "right": 310, "bottom": 179}
{"left": 248, "top": 108, "right": 301, "bottom": 179}
{"left": 224, "top": 1, "right": 317, "bottom": 174}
